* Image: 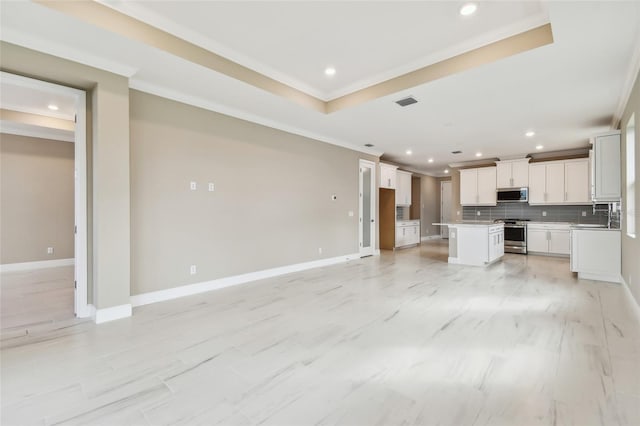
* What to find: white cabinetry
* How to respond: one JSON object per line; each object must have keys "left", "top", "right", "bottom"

{"left": 529, "top": 159, "right": 590, "bottom": 205}
{"left": 395, "top": 170, "right": 412, "bottom": 205}
{"left": 395, "top": 220, "right": 420, "bottom": 248}
{"left": 564, "top": 160, "right": 590, "bottom": 203}
{"left": 448, "top": 224, "right": 504, "bottom": 266}
{"left": 591, "top": 132, "right": 621, "bottom": 201}
{"left": 488, "top": 226, "right": 505, "bottom": 262}
{"left": 496, "top": 159, "right": 529, "bottom": 188}
{"left": 379, "top": 163, "right": 398, "bottom": 189}
{"left": 460, "top": 167, "right": 497, "bottom": 206}
{"left": 570, "top": 229, "right": 621, "bottom": 282}
{"left": 527, "top": 223, "right": 570, "bottom": 256}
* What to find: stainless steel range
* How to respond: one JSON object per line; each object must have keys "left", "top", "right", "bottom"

{"left": 494, "top": 219, "right": 529, "bottom": 254}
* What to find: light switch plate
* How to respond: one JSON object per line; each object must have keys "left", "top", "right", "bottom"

{"left": 208, "top": 183, "right": 215, "bottom": 192}
{"left": 190, "top": 181, "right": 197, "bottom": 191}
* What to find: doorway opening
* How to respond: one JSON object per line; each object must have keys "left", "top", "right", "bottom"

{"left": 0, "top": 72, "right": 89, "bottom": 329}
{"left": 440, "top": 180, "right": 452, "bottom": 239}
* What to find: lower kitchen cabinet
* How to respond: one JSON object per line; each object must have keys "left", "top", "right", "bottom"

{"left": 447, "top": 223, "right": 504, "bottom": 266}
{"left": 396, "top": 221, "right": 420, "bottom": 248}
{"left": 527, "top": 223, "right": 570, "bottom": 256}
{"left": 570, "top": 228, "right": 621, "bottom": 282}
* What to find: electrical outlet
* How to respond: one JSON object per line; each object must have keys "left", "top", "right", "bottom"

{"left": 190, "top": 265, "right": 197, "bottom": 275}
{"left": 208, "top": 183, "right": 215, "bottom": 192}
{"left": 477, "top": 211, "right": 481, "bottom": 216}
{"left": 542, "top": 211, "right": 547, "bottom": 217}
{"left": 582, "top": 211, "right": 587, "bottom": 217}
{"left": 348, "top": 211, "right": 354, "bottom": 217}
{"left": 47, "top": 247, "right": 54, "bottom": 254}
{"left": 190, "top": 181, "right": 197, "bottom": 191}
{"left": 318, "top": 247, "right": 322, "bottom": 254}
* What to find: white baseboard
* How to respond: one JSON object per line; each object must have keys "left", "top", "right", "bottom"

{"left": 620, "top": 275, "right": 640, "bottom": 325}
{"left": 131, "top": 252, "right": 361, "bottom": 307}
{"left": 94, "top": 303, "right": 132, "bottom": 324}
{"left": 0, "top": 258, "right": 74, "bottom": 273}
{"left": 421, "top": 235, "right": 443, "bottom": 242}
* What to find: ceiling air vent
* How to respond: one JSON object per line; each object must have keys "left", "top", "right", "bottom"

{"left": 451, "top": 150, "right": 463, "bottom": 154}
{"left": 395, "top": 96, "right": 418, "bottom": 107}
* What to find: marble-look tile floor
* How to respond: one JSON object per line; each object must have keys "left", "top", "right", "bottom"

{"left": 1, "top": 266, "right": 78, "bottom": 334}
{"left": 1, "top": 241, "right": 639, "bottom": 426}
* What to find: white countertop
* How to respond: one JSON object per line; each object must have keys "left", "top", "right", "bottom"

{"left": 432, "top": 221, "right": 503, "bottom": 228}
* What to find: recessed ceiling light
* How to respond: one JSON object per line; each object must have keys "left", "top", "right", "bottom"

{"left": 406, "top": 150, "right": 413, "bottom": 155}
{"left": 48, "top": 104, "right": 59, "bottom": 111}
{"left": 428, "top": 158, "right": 434, "bottom": 163}
{"left": 324, "top": 67, "right": 336, "bottom": 76}
{"left": 536, "top": 145, "right": 544, "bottom": 150}
{"left": 476, "top": 152, "right": 482, "bottom": 157}
{"left": 525, "top": 131, "right": 536, "bottom": 137}
{"left": 460, "top": 3, "right": 477, "bottom": 16}
{"left": 444, "top": 169, "right": 450, "bottom": 174}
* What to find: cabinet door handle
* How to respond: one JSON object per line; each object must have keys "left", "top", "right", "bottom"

{"left": 565, "top": 192, "right": 568, "bottom": 201}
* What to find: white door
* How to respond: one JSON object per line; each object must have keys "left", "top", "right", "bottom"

{"left": 441, "top": 181, "right": 452, "bottom": 238}
{"left": 359, "top": 160, "right": 376, "bottom": 257}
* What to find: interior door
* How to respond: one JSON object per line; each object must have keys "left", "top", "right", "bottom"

{"left": 359, "top": 160, "right": 376, "bottom": 257}
{"left": 441, "top": 181, "right": 452, "bottom": 238}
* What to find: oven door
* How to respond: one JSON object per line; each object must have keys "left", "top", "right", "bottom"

{"left": 504, "top": 225, "right": 527, "bottom": 254}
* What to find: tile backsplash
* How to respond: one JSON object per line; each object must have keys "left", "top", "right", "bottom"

{"left": 462, "top": 203, "right": 618, "bottom": 226}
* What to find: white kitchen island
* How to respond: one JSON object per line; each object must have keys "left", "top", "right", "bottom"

{"left": 434, "top": 222, "right": 505, "bottom": 266}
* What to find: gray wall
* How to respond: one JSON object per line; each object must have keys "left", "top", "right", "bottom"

{"left": 621, "top": 70, "right": 640, "bottom": 306}
{"left": 130, "top": 90, "right": 377, "bottom": 295}
{"left": 0, "top": 134, "right": 74, "bottom": 264}
{"left": 462, "top": 204, "right": 611, "bottom": 225}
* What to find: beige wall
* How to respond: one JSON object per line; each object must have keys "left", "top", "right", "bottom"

{"left": 419, "top": 175, "right": 440, "bottom": 237}
{"left": 450, "top": 169, "right": 462, "bottom": 222}
{"left": 130, "top": 90, "right": 377, "bottom": 295}
{"left": 1, "top": 41, "right": 131, "bottom": 310}
{"left": 0, "top": 134, "right": 74, "bottom": 264}
{"left": 621, "top": 70, "right": 640, "bottom": 306}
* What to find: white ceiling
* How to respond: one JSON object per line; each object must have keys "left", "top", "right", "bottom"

{"left": 0, "top": 81, "right": 77, "bottom": 121}
{"left": 100, "top": 0, "right": 548, "bottom": 100}
{"left": 1, "top": 1, "right": 639, "bottom": 176}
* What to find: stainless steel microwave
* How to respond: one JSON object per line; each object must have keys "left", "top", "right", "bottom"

{"left": 496, "top": 187, "right": 528, "bottom": 203}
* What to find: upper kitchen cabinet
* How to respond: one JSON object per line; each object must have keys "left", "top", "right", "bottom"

{"left": 564, "top": 159, "right": 590, "bottom": 203}
{"left": 496, "top": 159, "right": 530, "bottom": 188}
{"left": 529, "top": 162, "right": 565, "bottom": 204}
{"left": 591, "top": 131, "right": 621, "bottom": 201}
{"left": 396, "top": 170, "right": 412, "bottom": 205}
{"left": 379, "top": 163, "right": 398, "bottom": 189}
{"left": 460, "top": 167, "right": 497, "bottom": 206}
{"left": 529, "top": 159, "right": 590, "bottom": 205}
